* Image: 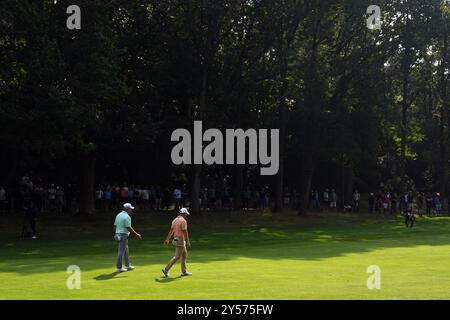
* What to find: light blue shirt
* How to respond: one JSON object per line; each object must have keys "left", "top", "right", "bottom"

{"left": 114, "top": 211, "right": 131, "bottom": 235}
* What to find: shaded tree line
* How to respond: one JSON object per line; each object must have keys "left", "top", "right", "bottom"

{"left": 0, "top": 0, "right": 448, "bottom": 215}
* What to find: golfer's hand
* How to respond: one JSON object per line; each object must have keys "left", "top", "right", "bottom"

{"left": 163, "top": 240, "right": 169, "bottom": 246}
{"left": 136, "top": 233, "right": 142, "bottom": 240}
{"left": 187, "top": 242, "right": 191, "bottom": 248}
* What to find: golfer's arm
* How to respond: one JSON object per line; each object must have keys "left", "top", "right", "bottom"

{"left": 165, "top": 229, "right": 174, "bottom": 242}
{"left": 184, "top": 230, "right": 190, "bottom": 245}
{"left": 127, "top": 226, "right": 140, "bottom": 237}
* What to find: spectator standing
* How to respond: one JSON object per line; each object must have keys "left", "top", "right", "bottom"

{"left": 382, "top": 193, "right": 389, "bottom": 214}
{"left": 128, "top": 186, "right": 135, "bottom": 202}
{"left": 104, "top": 185, "right": 112, "bottom": 211}
{"left": 222, "top": 188, "right": 231, "bottom": 209}
{"left": 264, "top": 187, "right": 270, "bottom": 210}
{"left": 313, "top": 190, "right": 320, "bottom": 209}
{"left": 283, "top": 187, "right": 291, "bottom": 209}
{"left": 162, "top": 187, "right": 171, "bottom": 210}
{"left": 309, "top": 190, "right": 315, "bottom": 209}
{"left": 134, "top": 186, "right": 142, "bottom": 205}
{"left": 95, "top": 186, "right": 104, "bottom": 211}
{"left": 375, "top": 191, "right": 382, "bottom": 213}
{"left": 215, "top": 188, "right": 222, "bottom": 209}
{"left": 407, "top": 191, "right": 414, "bottom": 211}
{"left": 400, "top": 192, "right": 408, "bottom": 212}
{"left": 352, "top": 190, "right": 361, "bottom": 212}
{"left": 155, "top": 187, "right": 162, "bottom": 210}
{"left": 208, "top": 185, "right": 216, "bottom": 209}
{"left": 291, "top": 189, "right": 298, "bottom": 209}
{"left": 56, "top": 186, "right": 64, "bottom": 214}
{"left": 390, "top": 193, "right": 398, "bottom": 214}
{"left": 368, "top": 193, "right": 375, "bottom": 213}
{"left": 120, "top": 185, "right": 129, "bottom": 203}
{"left": 323, "top": 189, "right": 330, "bottom": 212}
{"left": 48, "top": 184, "right": 57, "bottom": 213}
{"left": 434, "top": 193, "right": 442, "bottom": 216}
{"left": 417, "top": 192, "right": 424, "bottom": 216}
{"left": 148, "top": 186, "right": 155, "bottom": 210}
{"left": 22, "top": 201, "right": 38, "bottom": 239}
{"left": 181, "top": 185, "right": 188, "bottom": 208}
{"left": 243, "top": 187, "right": 251, "bottom": 210}
{"left": 174, "top": 187, "right": 182, "bottom": 212}
{"left": 259, "top": 188, "right": 266, "bottom": 211}
{"left": 141, "top": 188, "right": 149, "bottom": 209}
{"left": 199, "top": 187, "right": 206, "bottom": 211}
{"left": 0, "top": 186, "right": 6, "bottom": 214}
{"left": 330, "top": 189, "right": 337, "bottom": 211}
{"left": 111, "top": 184, "right": 120, "bottom": 208}
{"left": 425, "top": 192, "right": 434, "bottom": 216}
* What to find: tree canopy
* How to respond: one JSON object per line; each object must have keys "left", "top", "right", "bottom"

{"left": 0, "top": 0, "right": 448, "bottom": 214}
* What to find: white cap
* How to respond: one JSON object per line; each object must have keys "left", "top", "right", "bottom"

{"left": 123, "top": 203, "right": 135, "bottom": 210}
{"left": 179, "top": 208, "right": 190, "bottom": 215}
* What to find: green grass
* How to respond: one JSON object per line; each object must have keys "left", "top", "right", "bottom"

{"left": 1, "top": 211, "right": 450, "bottom": 300}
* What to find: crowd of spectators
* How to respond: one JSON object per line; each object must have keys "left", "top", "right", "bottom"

{"left": 0, "top": 176, "right": 299, "bottom": 215}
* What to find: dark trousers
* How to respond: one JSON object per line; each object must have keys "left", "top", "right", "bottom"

{"left": 21, "top": 217, "right": 36, "bottom": 237}
{"left": 369, "top": 201, "right": 374, "bottom": 213}
{"left": 405, "top": 215, "right": 415, "bottom": 228}
{"left": 116, "top": 234, "right": 130, "bottom": 269}
{"left": 353, "top": 200, "right": 359, "bottom": 211}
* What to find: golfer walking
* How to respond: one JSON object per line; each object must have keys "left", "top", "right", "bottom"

{"left": 114, "top": 203, "right": 142, "bottom": 272}
{"left": 162, "top": 208, "right": 192, "bottom": 277}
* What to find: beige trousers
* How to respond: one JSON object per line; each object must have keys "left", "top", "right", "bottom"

{"left": 165, "top": 244, "right": 188, "bottom": 273}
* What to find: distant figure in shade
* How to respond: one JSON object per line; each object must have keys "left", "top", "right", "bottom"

{"left": 352, "top": 190, "right": 361, "bottom": 212}
{"left": 425, "top": 192, "right": 434, "bottom": 216}
{"left": 434, "top": 193, "right": 442, "bottom": 216}
{"left": 330, "top": 189, "right": 337, "bottom": 211}
{"left": 404, "top": 209, "right": 416, "bottom": 228}
{"left": 390, "top": 193, "right": 398, "bottom": 214}
{"left": 22, "top": 201, "right": 38, "bottom": 239}
{"left": 323, "top": 189, "right": 330, "bottom": 213}
{"left": 368, "top": 193, "right": 375, "bottom": 213}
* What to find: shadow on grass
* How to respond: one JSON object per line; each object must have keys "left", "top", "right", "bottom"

{"left": 154, "top": 276, "right": 182, "bottom": 283}
{"left": 94, "top": 271, "right": 122, "bottom": 281}
{"left": 1, "top": 213, "right": 450, "bottom": 275}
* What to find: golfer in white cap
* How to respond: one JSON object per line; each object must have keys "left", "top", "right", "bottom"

{"left": 162, "top": 208, "right": 192, "bottom": 277}
{"left": 114, "top": 203, "right": 142, "bottom": 272}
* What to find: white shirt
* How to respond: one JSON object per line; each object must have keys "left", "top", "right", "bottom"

{"left": 48, "top": 188, "right": 56, "bottom": 200}
{"left": 96, "top": 190, "right": 103, "bottom": 199}
{"left": 141, "top": 189, "right": 149, "bottom": 201}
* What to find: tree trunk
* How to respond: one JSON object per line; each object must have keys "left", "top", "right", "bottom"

{"left": 298, "top": 156, "right": 315, "bottom": 215}
{"left": 438, "top": 105, "right": 448, "bottom": 208}
{"left": 273, "top": 4, "right": 302, "bottom": 212}
{"left": 400, "top": 72, "right": 408, "bottom": 192}
{"left": 274, "top": 158, "right": 284, "bottom": 212}
{"left": 344, "top": 163, "right": 353, "bottom": 208}
{"left": 190, "top": 44, "right": 208, "bottom": 215}
{"left": 233, "top": 164, "right": 244, "bottom": 210}
{"left": 79, "top": 153, "right": 95, "bottom": 216}
{"left": 341, "top": 159, "right": 345, "bottom": 210}
{"left": 440, "top": 26, "right": 449, "bottom": 214}
{"left": 274, "top": 73, "right": 287, "bottom": 212}
{"left": 190, "top": 164, "right": 201, "bottom": 214}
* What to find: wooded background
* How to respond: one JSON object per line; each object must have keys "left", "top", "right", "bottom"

{"left": 0, "top": 0, "right": 448, "bottom": 214}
